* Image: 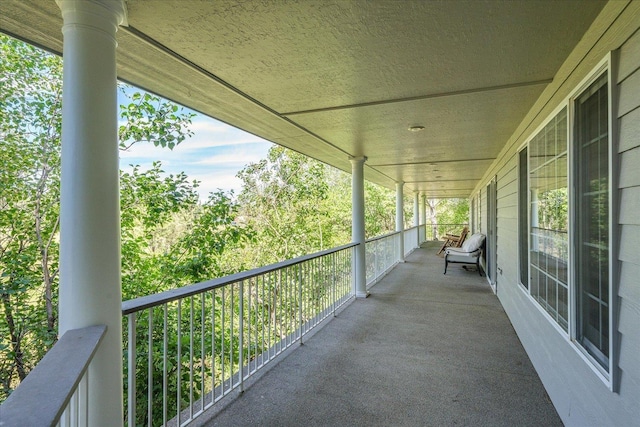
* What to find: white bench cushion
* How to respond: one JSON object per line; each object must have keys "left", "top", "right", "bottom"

{"left": 460, "top": 233, "right": 485, "bottom": 252}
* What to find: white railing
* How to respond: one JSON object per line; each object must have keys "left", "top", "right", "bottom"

{"left": 418, "top": 224, "right": 426, "bottom": 245}
{"left": 121, "top": 243, "right": 356, "bottom": 427}
{"left": 0, "top": 325, "right": 107, "bottom": 427}
{"left": 365, "top": 231, "right": 401, "bottom": 289}
{"left": 404, "top": 226, "right": 420, "bottom": 256}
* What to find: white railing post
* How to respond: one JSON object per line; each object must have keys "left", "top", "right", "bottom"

{"left": 373, "top": 240, "right": 380, "bottom": 281}
{"left": 332, "top": 253, "right": 337, "bottom": 317}
{"left": 396, "top": 182, "right": 405, "bottom": 262}
{"left": 413, "top": 191, "right": 420, "bottom": 247}
{"left": 177, "top": 300, "right": 182, "bottom": 426}
{"left": 148, "top": 308, "right": 153, "bottom": 426}
{"left": 420, "top": 193, "right": 426, "bottom": 243}
{"left": 299, "top": 264, "right": 304, "bottom": 341}
{"left": 127, "top": 314, "right": 136, "bottom": 427}
{"left": 239, "top": 280, "right": 244, "bottom": 392}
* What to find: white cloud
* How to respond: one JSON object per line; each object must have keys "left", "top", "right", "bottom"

{"left": 188, "top": 120, "right": 228, "bottom": 134}
{"left": 119, "top": 143, "right": 173, "bottom": 160}
{"left": 117, "top": 110, "right": 274, "bottom": 198}
{"left": 194, "top": 151, "right": 265, "bottom": 166}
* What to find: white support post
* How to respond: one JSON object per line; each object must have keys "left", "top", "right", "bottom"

{"left": 420, "top": 193, "right": 426, "bottom": 243}
{"left": 57, "top": 1, "right": 126, "bottom": 425}
{"left": 413, "top": 192, "right": 420, "bottom": 228}
{"left": 350, "top": 156, "right": 368, "bottom": 298}
{"left": 396, "top": 182, "right": 405, "bottom": 262}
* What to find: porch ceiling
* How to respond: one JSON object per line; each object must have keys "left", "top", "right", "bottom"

{"left": 0, "top": 0, "right": 606, "bottom": 198}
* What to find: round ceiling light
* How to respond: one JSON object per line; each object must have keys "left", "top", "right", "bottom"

{"left": 408, "top": 125, "right": 425, "bottom": 132}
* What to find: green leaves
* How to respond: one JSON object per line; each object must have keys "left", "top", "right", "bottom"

{"left": 235, "top": 145, "right": 398, "bottom": 267}
{"left": 1, "top": 34, "right": 63, "bottom": 397}
{"left": 118, "top": 84, "right": 195, "bottom": 151}
{"left": 120, "top": 162, "right": 251, "bottom": 297}
{"left": 0, "top": 33, "right": 205, "bottom": 401}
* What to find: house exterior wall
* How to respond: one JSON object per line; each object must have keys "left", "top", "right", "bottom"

{"left": 470, "top": 1, "right": 640, "bottom": 425}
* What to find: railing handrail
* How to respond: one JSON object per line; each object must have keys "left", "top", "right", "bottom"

{"left": 0, "top": 325, "right": 107, "bottom": 427}
{"left": 122, "top": 242, "right": 358, "bottom": 315}
{"left": 365, "top": 230, "right": 400, "bottom": 244}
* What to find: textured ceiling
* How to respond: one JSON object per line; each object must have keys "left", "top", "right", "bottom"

{"left": 0, "top": 0, "right": 607, "bottom": 198}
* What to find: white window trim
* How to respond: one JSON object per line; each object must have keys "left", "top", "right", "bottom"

{"left": 517, "top": 53, "right": 618, "bottom": 390}
{"left": 568, "top": 53, "right": 615, "bottom": 389}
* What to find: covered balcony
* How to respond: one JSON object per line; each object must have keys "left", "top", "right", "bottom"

{"left": 3, "top": 0, "right": 638, "bottom": 426}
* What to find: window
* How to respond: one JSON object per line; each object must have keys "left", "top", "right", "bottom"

{"left": 518, "top": 147, "right": 528, "bottom": 289}
{"left": 518, "top": 66, "right": 612, "bottom": 377}
{"left": 575, "top": 73, "right": 610, "bottom": 370}
{"left": 529, "top": 108, "right": 569, "bottom": 330}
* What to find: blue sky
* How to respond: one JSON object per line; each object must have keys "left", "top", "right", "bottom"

{"left": 118, "top": 91, "right": 273, "bottom": 199}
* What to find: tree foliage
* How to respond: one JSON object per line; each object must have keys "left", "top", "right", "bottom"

{"left": 234, "top": 146, "right": 400, "bottom": 268}
{"left": 0, "top": 34, "right": 206, "bottom": 400}
{"left": 1, "top": 35, "right": 63, "bottom": 394}
{"left": 235, "top": 146, "right": 333, "bottom": 264}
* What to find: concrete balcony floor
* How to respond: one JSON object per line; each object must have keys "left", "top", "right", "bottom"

{"left": 200, "top": 242, "right": 561, "bottom": 426}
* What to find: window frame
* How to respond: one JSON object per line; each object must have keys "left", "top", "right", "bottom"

{"left": 517, "top": 145, "right": 529, "bottom": 290}
{"left": 517, "top": 53, "right": 617, "bottom": 389}
{"left": 521, "top": 102, "right": 571, "bottom": 339}
{"left": 568, "top": 54, "right": 618, "bottom": 389}
{"left": 528, "top": 107, "right": 569, "bottom": 330}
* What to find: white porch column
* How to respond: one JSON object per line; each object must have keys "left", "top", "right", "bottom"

{"left": 57, "top": 0, "right": 126, "bottom": 425}
{"left": 396, "top": 182, "right": 405, "bottom": 262}
{"left": 413, "top": 191, "right": 420, "bottom": 228}
{"left": 420, "top": 193, "right": 426, "bottom": 226}
{"left": 413, "top": 191, "right": 420, "bottom": 249}
{"left": 351, "top": 156, "right": 368, "bottom": 298}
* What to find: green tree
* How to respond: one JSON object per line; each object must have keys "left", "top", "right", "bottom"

{"left": 235, "top": 145, "right": 399, "bottom": 270}
{"left": 426, "top": 198, "right": 469, "bottom": 240}
{"left": 0, "top": 33, "right": 196, "bottom": 400}
{"left": 436, "top": 198, "right": 470, "bottom": 226}
{"left": 1, "top": 35, "right": 63, "bottom": 395}
{"left": 235, "top": 146, "right": 335, "bottom": 266}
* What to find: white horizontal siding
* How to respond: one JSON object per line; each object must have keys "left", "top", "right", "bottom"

{"left": 618, "top": 106, "right": 640, "bottom": 152}
{"left": 618, "top": 26, "right": 640, "bottom": 82}
{"left": 619, "top": 148, "right": 640, "bottom": 188}
{"left": 497, "top": 180, "right": 517, "bottom": 202}
{"left": 619, "top": 261, "right": 640, "bottom": 306}
{"left": 619, "top": 186, "right": 640, "bottom": 224}
{"left": 617, "top": 68, "right": 640, "bottom": 116}
{"left": 615, "top": 17, "right": 640, "bottom": 423}
{"left": 618, "top": 224, "right": 640, "bottom": 263}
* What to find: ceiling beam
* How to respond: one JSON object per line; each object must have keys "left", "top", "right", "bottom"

{"left": 370, "top": 158, "right": 495, "bottom": 167}
{"left": 281, "top": 79, "right": 553, "bottom": 117}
